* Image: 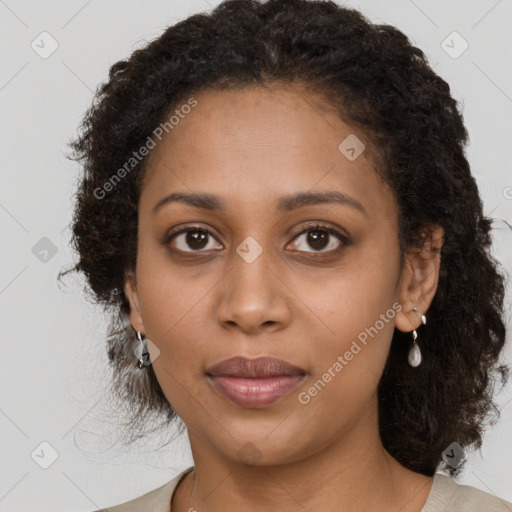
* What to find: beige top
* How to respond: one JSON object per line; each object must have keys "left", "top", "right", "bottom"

{"left": 97, "top": 466, "right": 512, "bottom": 511}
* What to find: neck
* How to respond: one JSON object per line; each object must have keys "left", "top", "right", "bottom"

{"left": 172, "top": 402, "right": 433, "bottom": 512}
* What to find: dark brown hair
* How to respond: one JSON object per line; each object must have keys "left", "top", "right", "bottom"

{"left": 59, "top": 0, "right": 510, "bottom": 477}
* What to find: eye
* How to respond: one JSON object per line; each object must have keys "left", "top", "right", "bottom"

{"left": 287, "top": 223, "right": 348, "bottom": 254}
{"left": 164, "top": 223, "right": 349, "bottom": 255}
{"left": 165, "top": 226, "right": 222, "bottom": 253}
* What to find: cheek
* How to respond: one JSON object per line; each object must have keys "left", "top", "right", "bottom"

{"left": 299, "top": 263, "right": 398, "bottom": 397}
{"left": 140, "top": 282, "right": 212, "bottom": 423}
{"left": 302, "top": 263, "right": 397, "bottom": 346}
{"left": 135, "top": 248, "right": 204, "bottom": 334}
{"left": 135, "top": 252, "right": 214, "bottom": 361}
{"left": 297, "top": 319, "right": 394, "bottom": 426}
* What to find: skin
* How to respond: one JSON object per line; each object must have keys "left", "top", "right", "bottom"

{"left": 124, "top": 82, "right": 445, "bottom": 512}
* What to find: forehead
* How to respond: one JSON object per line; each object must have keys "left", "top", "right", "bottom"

{"left": 139, "top": 83, "right": 396, "bottom": 221}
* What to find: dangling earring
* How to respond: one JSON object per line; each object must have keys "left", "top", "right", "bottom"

{"left": 408, "top": 307, "right": 427, "bottom": 367}
{"left": 136, "top": 330, "right": 148, "bottom": 368}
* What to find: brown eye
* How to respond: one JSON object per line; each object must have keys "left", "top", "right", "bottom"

{"left": 306, "top": 230, "right": 329, "bottom": 250}
{"left": 167, "top": 227, "right": 222, "bottom": 252}
{"left": 288, "top": 224, "right": 348, "bottom": 253}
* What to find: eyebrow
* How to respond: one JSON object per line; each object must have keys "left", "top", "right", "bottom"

{"left": 151, "top": 190, "right": 368, "bottom": 217}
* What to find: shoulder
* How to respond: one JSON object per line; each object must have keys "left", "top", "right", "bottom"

{"left": 422, "top": 473, "right": 512, "bottom": 512}
{"left": 94, "top": 466, "right": 194, "bottom": 512}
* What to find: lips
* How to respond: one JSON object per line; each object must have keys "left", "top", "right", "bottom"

{"left": 205, "top": 356, "right": 307, "bottom": 378}
{"left": 205, "top": 356, "right": 307, "bottom": 408}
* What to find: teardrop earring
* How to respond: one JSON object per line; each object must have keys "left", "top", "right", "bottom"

{"left": 136, "top": 330, "right": 148, "bottom": 368}
{"left": 408, "top": 307, "right": 427, "bottom": 367}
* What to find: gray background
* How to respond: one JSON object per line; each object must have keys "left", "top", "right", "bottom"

{"left": 1, "top": 0, "right": 511, "bottom": 510}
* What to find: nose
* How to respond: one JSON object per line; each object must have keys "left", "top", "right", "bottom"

{"left": 215, "top": 245, "right": 292, "bottom": 334}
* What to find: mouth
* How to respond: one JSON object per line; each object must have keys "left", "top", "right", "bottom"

{"left": 205, "top": 356, "right": 307, "bottom": 408}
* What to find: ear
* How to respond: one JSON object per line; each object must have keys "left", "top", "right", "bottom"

{"left": 123, "top": 269, "right": 145, "bottom": 334}
{"left": 395, "top": 224, "right": 445, "bottom": 333}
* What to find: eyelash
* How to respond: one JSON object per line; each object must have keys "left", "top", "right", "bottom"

{"left": 163, "top": 222, "right": 349, "bottom": 255}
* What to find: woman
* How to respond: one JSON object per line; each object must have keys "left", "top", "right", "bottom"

{"left": 60, "top": 0, "right": 512, "bottom": 510}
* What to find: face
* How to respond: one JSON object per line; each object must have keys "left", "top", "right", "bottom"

{"left": 124, "top": 83, "right": 443, "bottom": 466}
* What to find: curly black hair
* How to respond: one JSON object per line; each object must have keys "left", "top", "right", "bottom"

{"left": 59, "top": 0, "right": 511, "bottom": 477}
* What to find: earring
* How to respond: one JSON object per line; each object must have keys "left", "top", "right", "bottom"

{"left": 136, "top": 330, "right": 148, "bottom": 368}
{"left": 408, "top": 307, "right": 427, "bottom": 367}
